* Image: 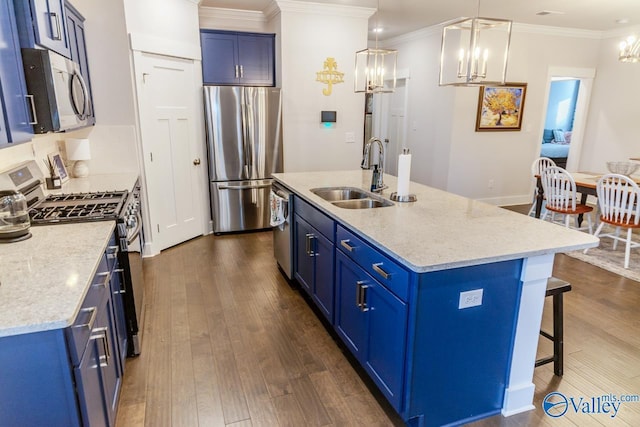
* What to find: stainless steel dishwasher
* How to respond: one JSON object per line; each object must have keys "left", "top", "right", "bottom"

{"left": 271, "top": 182, "right": 293, "bottom": 279}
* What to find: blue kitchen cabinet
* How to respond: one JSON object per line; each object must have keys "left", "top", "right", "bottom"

{"left": 65, "top": 0, "right": 95, "bottom": 126}
{"left": 200, "top": 30, "right": 275, "bottom": 86}
{"left": 286, "top": 186, "right": 527, "bottom": 426}
{"left": 0, "top": 238, "right": 124, "bottom": 426}
{"left": 293, "top": 196, "right": 335, "bottom": 322}
{"left": 0, "top": 0, "right": 34, "bottom": 145}
{"left": 12, "top": 0, "right": 71, "bottom": 58}
{"left": 335, "top": 240, "right": 407, "bottom": 410}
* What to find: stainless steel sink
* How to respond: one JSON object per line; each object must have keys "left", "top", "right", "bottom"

{"left": 332, "top": 199, "right": 394, "bottom": 209}
{"left": 310, "top": 187, "right": 369, "bottom": 201}
{"left": 310, "top": 186, "right": 393, "bottom": 209}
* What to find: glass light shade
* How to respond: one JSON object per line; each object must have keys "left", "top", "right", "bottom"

{"left": 439, "top": 17, "right": 512, "bottom": 86}
{"left": 354, "top": 47, "right": 397, "bottom": 93}
{"left": 619, "top": 36, "right": 640, "bottom": 63}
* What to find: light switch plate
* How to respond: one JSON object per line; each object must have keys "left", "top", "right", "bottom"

{"left": 345, "top": 132, "right": 356, "bottom": 143}
{"left": 459, "top": 289, "right": 483, "bottom": 309}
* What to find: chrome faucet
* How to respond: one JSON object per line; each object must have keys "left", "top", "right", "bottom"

{"left": 361, "top": 137, "right": 387, "bottom": 192}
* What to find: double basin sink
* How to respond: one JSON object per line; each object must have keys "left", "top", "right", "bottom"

{"left": 310, "top": 187, "right": 394, "bottom": 209}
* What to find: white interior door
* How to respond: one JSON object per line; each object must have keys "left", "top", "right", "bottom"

{"left": 135, "top": 52, "right": 205, "bottom": 251}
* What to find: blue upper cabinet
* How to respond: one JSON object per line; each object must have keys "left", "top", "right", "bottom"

{"left": 0, "top": 0, "right": 34, "bottom": 145}
{"left": 201, "top": 30, "right": 275, "bottom": 86}
{"left": 13, "top": 0, "right": 71, "bottom": 58}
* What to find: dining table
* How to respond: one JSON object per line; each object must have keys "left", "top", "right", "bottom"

{"left": 534, "top": 171, "right": 640, "bottom": 223}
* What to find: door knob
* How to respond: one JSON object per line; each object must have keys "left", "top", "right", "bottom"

{"left": 193, "top": 158, "right": 201, "bottom": 165}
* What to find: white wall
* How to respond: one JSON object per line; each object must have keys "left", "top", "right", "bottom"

{"left": 385, "top": 24, "right": 602, "bottom": 204}
{"left": 580, "top": 29, "right": 640, "bottom": 171}
{"left": 277, "top": 0, "right": 374, "bottom": 172}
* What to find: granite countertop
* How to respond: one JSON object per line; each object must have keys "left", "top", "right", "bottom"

{"left": 273, "top": 170, "right": 600, "bottom": 273}
{"left": 0, "top": 173, "right": 139, "bottom": 338}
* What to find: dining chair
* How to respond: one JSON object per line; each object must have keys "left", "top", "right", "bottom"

{"left": 527, "top": 157, "right": 556, "bottom": 217}
{"left": 540, "top": 166, "right": 594, "bottom": 233}
{"left": 584, "top": 173, "right": 640, "bottom": 269}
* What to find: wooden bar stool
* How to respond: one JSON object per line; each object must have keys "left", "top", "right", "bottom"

{"left": 535, "top": 277, "right": 571, "bottom": 376}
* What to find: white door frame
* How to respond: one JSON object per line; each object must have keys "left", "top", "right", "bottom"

{"left": 131, "top": 49, "right": 208, "bottom": 255}
{"left": 540, "top": 67, "right": 596, "bottom": 172}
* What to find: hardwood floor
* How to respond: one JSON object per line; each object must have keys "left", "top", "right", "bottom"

{"left": 116, "top": 227, "right": 640, "bottom": 426}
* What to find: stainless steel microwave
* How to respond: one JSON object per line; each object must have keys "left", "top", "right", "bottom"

{"left": 21, "top": 48, "right": 93, "bottom": 134}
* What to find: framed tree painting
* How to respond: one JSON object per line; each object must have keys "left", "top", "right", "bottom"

{"left": 475, "top": 83, "right": 527, "bottom": 131}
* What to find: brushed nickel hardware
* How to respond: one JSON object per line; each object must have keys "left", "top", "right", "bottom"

{"left": 94, "top": 271, "right": 111, "bottom": 288}
{"left": 372, "top": 263, "right": 390, "bottom": 280}
{"left": 240, "top": 65, "right": 244, "bottom": 78}
{"left": 49, "top": 12, "right": 62, "bottom": 40}
{"left": 340, "top": 239, "right": 355, "bottom": 252}
{"left": 91, "top": 327, "right": 110, "bottom": 367}
{"left": 235, "top": 65, "right": 240, "bottom": 79}
{"left": 357, "top": 281, "right": 370, "bottom": 312}
{"left": 74, "top": 307, "right": 97, "bottom": 330}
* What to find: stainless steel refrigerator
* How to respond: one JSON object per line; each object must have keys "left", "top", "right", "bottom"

{"left": 204, "top": 86, "right": 283, "bottom": 233}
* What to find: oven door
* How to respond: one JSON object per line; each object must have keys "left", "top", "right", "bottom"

{"left": 121, "top": 211, "right": 145, "bottom": 356}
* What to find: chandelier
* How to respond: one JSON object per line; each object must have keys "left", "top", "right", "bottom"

{"left": 438, "top": 1, "right": 512, "bottom": 86}
{"left": 619, "top": 36, "right": 640, "bottom": 63}
{"left": 354, "top": 0, "right": 397, "bottom": 93}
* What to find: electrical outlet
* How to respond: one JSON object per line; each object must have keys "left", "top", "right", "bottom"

{"left": 459, "top": 289, "right": 483, "bottom": 309}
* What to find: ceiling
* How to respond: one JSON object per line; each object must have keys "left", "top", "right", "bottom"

{"left": 199, "top": 0, "right": 640, "bottom": 40}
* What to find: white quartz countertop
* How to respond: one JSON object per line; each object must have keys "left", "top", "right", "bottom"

{"left": 273, "top": 170, "right": 600, "bottom": 273}
{"left": 0, "top": 222, "right": 115, "bottom": 338}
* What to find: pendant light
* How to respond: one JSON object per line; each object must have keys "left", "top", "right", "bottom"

{"left": 438, "top": 0, "right": 512, "bottom": 86}
{"left": 619, "top": 36, "right": 640, "bottom": 62}
{"left": 354, "top": 0, "right": 397, "bottom": 93}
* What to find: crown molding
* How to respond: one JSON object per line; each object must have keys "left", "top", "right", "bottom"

{"left": 381, "top": 25, "right": 441, "bottom": 46}
{"left": 275, "top": 0, "right": 374, "bottom": 19}
{"left": 199, "top": 6, "right": 267, "bottom": 24}
{"left": 512, "top": 23, "right": 602, "bottom": 40}
{"left": 602, "top": 25, "right": 640, "bottom": 40}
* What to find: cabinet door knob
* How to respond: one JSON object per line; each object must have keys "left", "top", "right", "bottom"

{"left": 193, "top": 158, "right": 201, "bottom": 165}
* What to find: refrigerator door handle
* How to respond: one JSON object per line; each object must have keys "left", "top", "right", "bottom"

{"left": 218, "top": 183, "right": 272, "bottom": 190}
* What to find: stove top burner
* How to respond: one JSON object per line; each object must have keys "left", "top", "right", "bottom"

{"left": 29, "top": 191, "right": 128, "bottom": 224}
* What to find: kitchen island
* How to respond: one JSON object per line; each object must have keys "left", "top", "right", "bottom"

{"left": 273, "top": 170, "right": 599, "bottom": 426}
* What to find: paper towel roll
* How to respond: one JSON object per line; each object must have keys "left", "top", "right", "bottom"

{"left": 396, "top": 152, "right": 412, "bottom": 196}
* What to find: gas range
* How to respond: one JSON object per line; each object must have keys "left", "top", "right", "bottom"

{"left": 29, "top": 191, "right": 128, "bottom": 224}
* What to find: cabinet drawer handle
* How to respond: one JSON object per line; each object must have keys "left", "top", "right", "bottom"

{"left": 240, "top": 65, "right": 244, "bottom": 78}
{"left": 74, "top": 307, "right": 97, "bottom": 331}
{"left": 114, "top": 268, "right": 126, "bottom": 294}
{"left": 235, "top": 65, "right": 240, "bottom": 79}
{"left": 94, "top": 271, "right": 111, "bottom": 288}
{"left": 106, "top": 245, "right": 119, "bottom": 259}
{"left": 340, "top": 239, "right": 355, "bottom": 252}
{"left": 372, "top": 263, "right": 390, "bottom": 280}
